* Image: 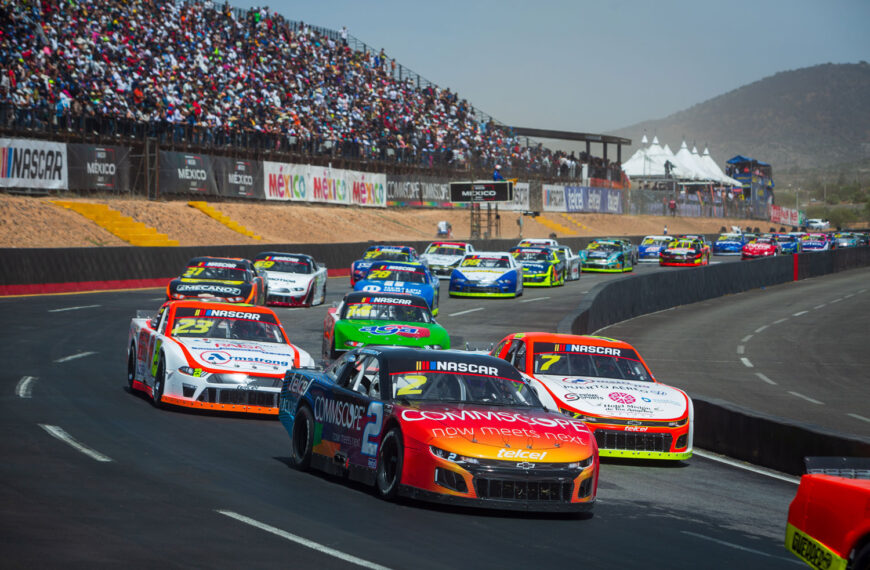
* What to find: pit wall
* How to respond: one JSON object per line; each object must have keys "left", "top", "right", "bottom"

{"left": 557, "top": 248, "right": 870, "bottom": 475}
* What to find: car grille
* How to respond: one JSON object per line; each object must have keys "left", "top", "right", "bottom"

{"left": 199, "top": 388, "right": 279, "bottom": 408}
{"left": 594, "top": 429, "right": 672, "bottom": 452}
{"left": 474, "top": 477, "right": 573, "bottom": 502}
{"left": 456, "top": 285, "right": 502, "bottom": 293}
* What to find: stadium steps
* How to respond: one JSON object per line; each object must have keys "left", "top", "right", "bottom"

{"left": 560, "top": 213, "right": 591, "bottom": 231}
{"left": 51, "top": 201, "right": 179, "bottom": 246}
{"left": 533, "top": 215, "right": 577, "bottom": 236}
{"left": 187, "top": 201, "right": 262, "bottom": 240}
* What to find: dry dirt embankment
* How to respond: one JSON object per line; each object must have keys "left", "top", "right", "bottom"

{"left": 0, "top": 194, "right": 765, "bottom": 248}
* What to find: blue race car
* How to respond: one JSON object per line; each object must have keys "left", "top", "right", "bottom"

{"left": 449, "top": 252, "right": 523, "bottom": 298}
{"left": 773, "top": 233, "right": 802, "bottom": 254}
{"left": 350, "top": 245, "right": 421, "bottom": 286}
{"left": 713, "top": 233, "right": 747, "bottom": 255}
{"left": 638, "top": 235, "right": 672, "bottom": 262}
{"left": 353, "top": 261, "right": 440, "bottom": 316}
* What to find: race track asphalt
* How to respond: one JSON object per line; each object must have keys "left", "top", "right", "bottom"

{"left": 0, "top": 257, "right": 808, "bottom": 568}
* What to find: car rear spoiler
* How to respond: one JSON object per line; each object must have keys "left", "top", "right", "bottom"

{"left": 804, "top": 456, "right": 870, "bottom": 479}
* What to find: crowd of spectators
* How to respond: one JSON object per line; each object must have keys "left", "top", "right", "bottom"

{"left": 0, "top": 0, "right": 623, "bottom": 182}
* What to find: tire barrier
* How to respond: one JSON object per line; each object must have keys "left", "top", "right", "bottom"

{"left": 558, "top": 247, "right": 870, "bottom": 475}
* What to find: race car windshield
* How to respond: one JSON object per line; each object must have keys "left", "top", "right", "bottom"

{"left": 364, "top": 249, "right": 409, "bottom": 262}
{"left": 390, "top": 371, "right": 540, "bottom": 407}
{"left": 426, "top": 245, "right": 463, "bottom": 255}
{"left": 342, "top": 302, "right": 432, "bottom": 323}
{"left": 512, "top": 250, "right": 550, "bottom": 262}
{"left": 589, "top": 243, "right": 619, "bottom": 253}
{"left": 169, "top": 316, "right": 285, "bottom": 343}
{"left": 533, "top": 352, "right": 652, "bottom": 382}
{"left": 182, "top": 265, "right": 247, "bottom": 281}
{"left": 669, "top": 241, "right": 695, "bottom": 249}
{"left": 718, "top": 234, "right": 741, "bottom": 241}
{"left": 254, "top": 258, "right": 312, "bottom": 274}
{"left": 642, "top": 237, "right": 667, "bottom": 246}
{"left": 461, "top": 257, "right": 509, "bottom": 268}
{"left": 365, "top": 266, "right": 427, "bottom": 283}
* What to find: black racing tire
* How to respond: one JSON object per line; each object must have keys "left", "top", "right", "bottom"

{"left": 376, "top": 428, "right": 404, "bottom": 500}
{"left": 853, "top": 542, "right": 870, "bottom": 570}
{"left": 289, "top": 405, "right": 314, "bottom": 471}
{"left": 127, "top": 345, "right": 137, "bottom": 389}
{"left": 152, "top": 358, "right": 166, "bottom": 409}
{"left": 304, "top": 288, "right": 313, "bottom": 307}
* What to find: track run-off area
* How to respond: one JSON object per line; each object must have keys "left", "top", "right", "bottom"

{"left": 5, "top": 256, "right": 866, "bottom": 568}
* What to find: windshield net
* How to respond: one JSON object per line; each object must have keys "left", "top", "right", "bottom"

{"left": 533, "top": 344, "right": 652, "bottom": 382}
{"left": 182, "top": 262, "right": 247, "bottom": 281}
{"left": 342, "top": 300, "right": 432, "bottom": 322}
{"left": 511, "top": 249, "right": 550, "bottom": 262}
{"left": 170, "top": 308, "right": 285, "bottom": 343}
{"left": 364, "top": 248, "right": 410, "bottom": 261}
{"left": 426, "top": 245, "right": 464, "bottom": 256}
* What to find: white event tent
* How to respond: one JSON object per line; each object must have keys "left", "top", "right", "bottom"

{"left": 622, "top": 136, "right": 741, "bottom": 186}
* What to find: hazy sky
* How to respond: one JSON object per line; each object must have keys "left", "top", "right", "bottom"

{"left": 233, "top": 0, "right": 869, "bottom": 134}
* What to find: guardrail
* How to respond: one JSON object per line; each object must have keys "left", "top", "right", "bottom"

{"left": 557, "top": 248, "right": 870, "bottom": 475}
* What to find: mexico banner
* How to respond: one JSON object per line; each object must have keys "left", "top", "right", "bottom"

{"left": 264, "top": 163, "right": 386, "bottom": 207}
{"left": 68, "top": 144, "right": 131, "bottom": 192}
{"left": 158, "top": 151, "right": 218, "bottom": 195}
{"left": 0, "top": 137, "right": 67, "bottom": 190}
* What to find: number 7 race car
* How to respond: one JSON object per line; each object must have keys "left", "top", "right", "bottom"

{"left": 279, "top": 346, "right": 599, "bottom": 512}
{"left": 127, "top": 300, "right": 314, "bottom": 414}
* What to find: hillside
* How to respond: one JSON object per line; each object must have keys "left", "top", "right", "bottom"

{"left": 611, "top": 62, "right": 870, "bottom": 171}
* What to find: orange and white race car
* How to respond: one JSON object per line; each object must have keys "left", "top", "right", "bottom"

{"left": 127, "top": 300, "right": 314, "bottom": 414}
{"left": 491, "top": 332, "right": 693, "bottom": 460}
{"left": 786, "top": 458, "right": 870, "bottom": 570}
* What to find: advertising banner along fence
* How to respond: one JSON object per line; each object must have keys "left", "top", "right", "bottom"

{"left": 770, "top": 204, "right": 800, "bottom": 227}
{"left": 212, "top": 157, "right": 263, "bottom": 199}
{"left": 265, "top": 163, "right": 386, "bottom": 207}
{"left": 0, "top": 137, "right": 67, "bottom": 190}
{"left": 68, "top": 144, "right": 131, "bottom": 192}
{"left": 544, "top": 185, "right": 624, "bottom": 214}
{"left": 159, "top": 151, "right": 218, "bottom": 195}
{"left": 386, "top": 174, "right": 452, "bottom": 206}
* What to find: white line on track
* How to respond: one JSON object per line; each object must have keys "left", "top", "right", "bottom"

{"left": 754, "top": 372, "right": 777, "bottom": 385}
{"left": 216, "top": 510, "right": 391, "bottom": 570}
{"left": 788, "top": 391, "right": 824, "bottom": 405}
{"left": 741, "top": 334, "right": 753, "bottom": 343}
{"left": 754, "top": 325, "right": 768, "bottom": 333}
{"left": 813, "top": 304, "right": 826, "bottom": 310}
{"left": 39, "top": 424, "right": 112, "bottom": 462}
{"left": 150, "top": 297, "right": 166, "bottom": 301}
{"left": 859, "top": 289, "right": 867, "bottom": 294}
{"left": 844, "top": 293, "right": 854, "bottom": 299}
{"left": 448, "top": 307, "right": 483, "bottom": 317}
{"left": 792, "top": 311, "right": 807, "bottom": 317}
{"left": 847, "top": 413, "right": 870, "bottom": 423}
{"left": 47, "top": 304, "right": 101, "bottom": 313}
{"left": 15, "top": 376, "right": 36, "bottom": 398}
{"left": 830, "top": 298, "right": 842, "bottom": 303}
{"left": 693, "top": 449, "right": 799, "bottom": 485}
{"left": 740, "top": 357, "right": 753, "bottom": 368}
{"left": 520, "top": 296, "right": 550, "bottom": 304}
{"left": 773, "top": 318, "right": 788, "bottom": 324}
{"left": 54, "top": 351, "right": 97, "bottom": 363}
{"left": 736, "top": 345, "right": 745, "bottom": 355}
{"left": 680, "top": 531, "right": 802, "bottom": 564}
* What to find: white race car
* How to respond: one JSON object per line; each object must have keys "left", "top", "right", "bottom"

{"left": 254, "top": 252, "right": 327, "bottom": 307}
{"left": 419, "top": 241, "right": 475, "bottom": 279}
{"left": 448, "top": 251, "right": 523, "bottom": 298}
{"left": 127, "top": 300, "right": 314, "bottom": 415}
{"left": 517, "top": 238, "right": 559, "bottom": 247}
{"left": 553, "top": 245, "right": 582, "bottom": 280}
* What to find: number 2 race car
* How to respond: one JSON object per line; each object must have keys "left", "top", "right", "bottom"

{"left": 492, "top": 332, "right": 693, "bottom": 460}
{"left": 166, "top": 257, "right": 266, "bottom": 304}
{"left": 128, "top": 300, "right": 314, "bottom": 414}
{"left": 279, "top": 347, "right": 599, "bottom": 511}
{"left": 321, "top": 292, "right": 450, "bottom": 361}
{"left": 253, "top": 252, "right": 327, "bottom": 307}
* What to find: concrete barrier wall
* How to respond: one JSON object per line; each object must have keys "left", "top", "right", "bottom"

{"left": 558, "top": 248, "right": 870, "bottom": 475}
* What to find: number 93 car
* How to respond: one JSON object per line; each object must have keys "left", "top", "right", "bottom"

{"left": 279, "top": 347, "right": 599, "bottom": 512}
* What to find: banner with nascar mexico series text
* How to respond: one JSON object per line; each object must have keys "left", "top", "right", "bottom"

{"left": 158, "top": 150, "right": 219, "bottom": 195}
{"left": 0, "top": 137, "right": 67, "bottom": 190}
{"left": 263, "top": 163, "right": 386, "bottom": 207}
{"left": 67, "top": 144, "right": 131, "bottom": 192}
{"left": 212, "top": 156, "right": 263, "bottom": 199}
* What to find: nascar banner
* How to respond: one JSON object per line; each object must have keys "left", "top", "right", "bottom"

{"left": 770, "top": 204, "right": 799, "bottom": 227}
{"left": 158, "top": 150, "right": 219, "bottom": 195}
{"left": 501, "top": 182, "right": 530, "bottom": 211}
{"left": 0, "top": 137, "right": 67, "bottom": 190}
{"left": 542, "top": 184, "right": 567, "bottom": 212}
{"left": 212, "top": 156, "right": 263, "bottom": 199}
{"left": 67, "top": 144, "right": 131, "bottom": 192}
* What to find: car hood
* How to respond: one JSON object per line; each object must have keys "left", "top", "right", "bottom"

{"left": 534, "top": 375, "right": 689, "bottom": 420}
{"left": 520, "top": 262, "right": 549, "bottom": 272}
{"left": 454, "top": 267, "right": 511, "bottom": 282}
{"left": 744, "top": 243, "right": 774, "bottom": 251}
{"left": 263, "top": 271, "right": 314, "bottom": 288}
{"left": 170, "top": 279, "right": 250, "bottom": 296}
{"left": 398, "top": 402, "right": 594, "bottom": 461}
{"left": 663, "top": 248, "right": 696, "bottom": 255}
{"left": 175, "top": 338, "right": 313, "bottom": 373}
{"left": 584, "top": 249, "right": 614, "bottom": 259}
{"left": 335, "top": 320, "right": 448, "bottom": 345}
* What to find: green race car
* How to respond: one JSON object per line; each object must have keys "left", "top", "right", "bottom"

{"left": 580, "top": 239, "right": 634, "bottom": 273}
{"left": 321, "top": 291, "right": 450, "bottom": 361}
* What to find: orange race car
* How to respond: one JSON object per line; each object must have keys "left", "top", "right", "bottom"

{"left": 491, "top": 332, "right": 693, "bottom": 460}
{"left": 786, "top": 457, "right": 870, "bottom": 570}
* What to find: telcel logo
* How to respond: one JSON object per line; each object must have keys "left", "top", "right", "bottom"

{"left": 497, "top": 449, "right": 547, "bottom": 460}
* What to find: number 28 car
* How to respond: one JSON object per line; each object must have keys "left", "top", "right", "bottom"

{"left": 253, "top": 252, "right": 327, "bottom": 307}
{"left": 279, "top": 347, "right": 599, "bottom": 511}
{"left": 127, "top": 300, "right": 314, "bottom": 414}
{"left": 449, "top": 252, "right": 523, "bottom": 298}
{"left": 509, "top": 246, "right": 565, "bottom": 287}
{"left": 491, "top": 332, "right": 693, "bottom": 460}
{"left": 353, "top": 261, "right": 440, "bottom": 316}
{"left": 166, "top": 257, "right": 266, "bottom": 304}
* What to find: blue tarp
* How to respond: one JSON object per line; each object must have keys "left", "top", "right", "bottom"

{"left": 726, "top": 155, "right": 770, "bottom": 166}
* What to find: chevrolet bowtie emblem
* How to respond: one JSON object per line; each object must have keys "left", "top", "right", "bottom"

{"left": 516, "top": 462, "right": 535, "bottom": 470}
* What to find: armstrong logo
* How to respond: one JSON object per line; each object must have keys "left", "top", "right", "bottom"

{"left": 415, "top": 361, "right": 499, "bottom": 376}
{"left": 358, "top": 324, "right": 430, "bottom": 338}
{"left": 200, "top": 351, "right": 231, "bottom": 364}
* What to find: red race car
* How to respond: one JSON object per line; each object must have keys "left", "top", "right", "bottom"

{"left": 491, "top": 332, "right": 693, "bottom": 460}
{"left": 786, "top": 457, "right": 870, "bottom": 570}
{"left": 659, "top": 238, "right": 710, "bottom": 267}
{"left": 741, "top": 236, "right": 782, "bottom": 260}
{"left": 279, "top": 346, "right": 599, "bottom": 512}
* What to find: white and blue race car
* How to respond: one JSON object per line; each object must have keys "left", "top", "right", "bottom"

{"left": 448, "top": 252, "right": 523, "bottom": 298}
{"left": 353, "top": 261, "right": 440, "bottom": 316}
